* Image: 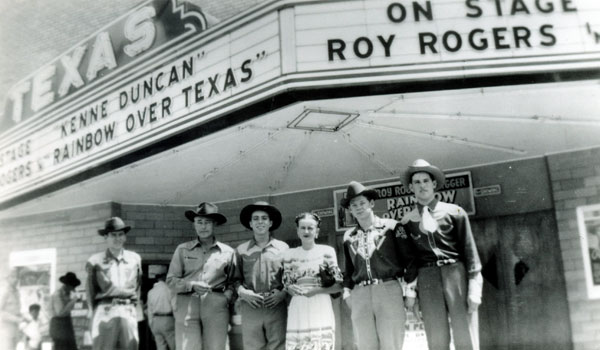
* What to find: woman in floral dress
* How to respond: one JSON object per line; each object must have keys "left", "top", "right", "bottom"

{"left": 282, "top": 212, "right": 343, "bottom": 350}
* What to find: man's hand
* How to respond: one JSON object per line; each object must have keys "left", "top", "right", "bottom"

{"left": 238, "top": 287, "right": 263, "bottom": 308}
{"left": 342, "top": 288, "right": 352, "bottom": 309}
{"left": 191, "top": 281, "right": 211, "bottom": 295}
{"left": 405, "top": 296, "right": 422, "bottom": 322}
{"left": 263, "top": 290, "right": 287, "bottom": 308}
{"left": 467, "top": 295, "right": 481, "bottom": 313}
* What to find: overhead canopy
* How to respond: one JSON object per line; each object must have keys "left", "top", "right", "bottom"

{"left": 2, "top": 79, "right": 598, "bottom": 218}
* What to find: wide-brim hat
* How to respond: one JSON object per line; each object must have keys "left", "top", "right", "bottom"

{"left": 340, "top": 181, "right": 378, "bottom": 209}
{"left": 185, "top": 202, "right": 227, "bottom": 225}
{"left": 98, "top": 217, "right": 131, "bottom": 236}
{"left": 239, "top": 201, "right": 282, "bottom": 231}
{"left": 59, "top": 272, "right": 81, "bottom": 288}
{"left": 402, "top": 159, "right": 446, "bottom": 190}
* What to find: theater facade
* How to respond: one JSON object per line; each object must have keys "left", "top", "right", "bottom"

{"left": 1, "top": 0, "right": 599, "bottom": 349}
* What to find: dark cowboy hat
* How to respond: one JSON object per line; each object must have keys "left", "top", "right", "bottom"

{"left": 59, "top": 272, "right": 81, "bottom": 288}
{"left": 239, "top": 201, "right": 282, "bottom": 231}
{"left": 402, "top": 159, "right": 446, "bottom": 190}
{"left": 98, "top": 217, "right": 131, "bottom": 236}
{"left": 340, "top": 181, "right": 378, "bottom": 209}
{"left": 185, "top": 202, "right": 227, "bottom": 225}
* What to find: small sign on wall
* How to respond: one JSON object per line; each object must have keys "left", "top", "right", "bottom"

{"left": 576, "top": 203, "right": 600, "bottom": 299}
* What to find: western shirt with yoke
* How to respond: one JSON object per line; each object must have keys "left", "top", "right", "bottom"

{"left": 402, "top": 199, "right": 481, "bottom": 278}
{"left": 85, "top": 249, "right": 142, "bottom": 308}
{"left": 167, "top": 238, "right": 237, "bottom": 294}
{"left": 235, "top": 237, "right": 288, "bottom": 293}
{"left": 342, "top": 216, "right": 414, "bottom": 289}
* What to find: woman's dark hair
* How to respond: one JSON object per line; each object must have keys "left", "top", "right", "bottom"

{"left": 294, "top": 212, "right": 321, "bottom": 228}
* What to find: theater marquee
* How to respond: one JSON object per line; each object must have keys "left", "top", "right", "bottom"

{"left": 1, "top": 0, "right": 599, "bottom": 204}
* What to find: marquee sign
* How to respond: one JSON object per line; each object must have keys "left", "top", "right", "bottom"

{"left": 1, "top": 0, "right": 599, "bottom": 205}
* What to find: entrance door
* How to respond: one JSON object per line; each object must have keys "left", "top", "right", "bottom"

{"left": 473, "top": 210, "right": 571, "bottom": 350}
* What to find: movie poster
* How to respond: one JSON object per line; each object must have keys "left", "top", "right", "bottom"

{"left": 577, "top": 204, "right": 600, "bottom": 299}
{"left": 8, "top": 248, "right": 56, "bottom": 338}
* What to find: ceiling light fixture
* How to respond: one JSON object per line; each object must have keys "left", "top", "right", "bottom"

{"left": 355, "top": 121, "right": 526, "bottom": 155}
{"left": 288, "top": 108, "right": 359, "bottom": 132}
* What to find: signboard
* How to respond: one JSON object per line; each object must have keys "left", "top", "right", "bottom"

{"left": 333, "top": 171, "right": 475, "bottom": 231}
{"left": 0, "top": 3, "right": 282, "bottom": 203}
{"left": 1, "top": 0, "right": 599, "bottom": 205}
{"left": 295, "top": 0, "right": 600, "bottom": 72}
{"left": 576, "top": 203, "right": 600, "bottom": 299}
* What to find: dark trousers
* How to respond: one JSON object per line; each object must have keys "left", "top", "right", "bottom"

{"left": 418, "top": 262, "right": 478, "bottom": 350}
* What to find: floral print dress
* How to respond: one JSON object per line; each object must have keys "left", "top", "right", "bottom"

{"left": 282, "top": 244, "right": 343, "bottom": 350}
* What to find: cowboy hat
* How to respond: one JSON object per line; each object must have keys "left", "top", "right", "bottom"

{"left": 340, "top": 181, "right": 378, "bottom": 208}
{"left": 402, "top": 159, "right": 445, "bottom": 190}
{"left": 98, "top": 217, "right": 131, "bottom": 236}
{"left": 239, "top": 201, "right": 282, "bottom": 231}
{"left": 59, "top": 272, "right": 81, "bottom": 288}
{"left": 185, "top": 202, "right": 227, "bottom": 225}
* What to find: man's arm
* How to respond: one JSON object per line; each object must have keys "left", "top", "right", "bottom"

{"left": 166, "top": 246, "right": 193, "bottom": 294}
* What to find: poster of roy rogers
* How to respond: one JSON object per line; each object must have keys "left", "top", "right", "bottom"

{"left": 334, "top": 172, "right": 475, "bottom": 231}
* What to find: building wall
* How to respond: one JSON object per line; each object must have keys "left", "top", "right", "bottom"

{"left": 2, "top": 151, "right": 596, "bottom": 349}
{"left": 547, "top": 147, "right": 600, "bottom": 350}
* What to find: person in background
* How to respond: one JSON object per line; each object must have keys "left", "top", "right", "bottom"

{"left": 147, "top": 273, "right": 175, "bottom": 350}
{"left": 0, "top": 270, "right": 23, "bottom": 350}
{"left": 401, "top": 159, "right": 482, "bottom": 350}
{"left": 50, "top": 272, "right": 81, "bottom": 350}
{"left": 282, "top": 212, "right": 342, "bottom": 350}
{"left": 167, "top": 202, "right": 237, "bottom": 350}
{"left": 86, "top": 217, "right": 143, "bottom": 350}
{"left": 235, "top": 201, "right": 289, "bottom": 350}
{"left": 19, "top": 304, "right": 42, "bottom": 350}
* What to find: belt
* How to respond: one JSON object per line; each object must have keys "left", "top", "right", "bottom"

{"left": 357, "top": 277, "right": 396, "bottom": 287}
{"left": 153, "top": 312, "right": 173, "bottom": 317}
{"left": 98, "top": 298, "right": 137, "bottom": 306}
{"left": 211, "top": 286, "right": 226, "bottom": 293}
{"left": 422, "top": 258, "right": 458, "bottom": 268}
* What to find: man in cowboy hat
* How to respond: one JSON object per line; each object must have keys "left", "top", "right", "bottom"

{"left": 341, "top": 181, "right": 413, "bottom": 350}
{"left": 85, "top": 217, "right": 142, "bottom": 350}
{"left": 401, "top": 159, "right": 482, "bottom": 350}
{"left": 167, "top": 202, "right": 237, "bottom": 350}
{"left": 50, "top": 272, "right": 81, "bottom": 350}
{"left": 235, "top": 201, "right": 289, "bottom": 350}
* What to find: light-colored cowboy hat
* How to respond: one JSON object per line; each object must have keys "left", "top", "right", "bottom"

{"left": 402, "top": 159, "right": 445, "bottom": 190}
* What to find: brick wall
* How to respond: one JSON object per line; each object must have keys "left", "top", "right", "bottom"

{"left": 547, "top": 146, "right": 600, "bottom": 350}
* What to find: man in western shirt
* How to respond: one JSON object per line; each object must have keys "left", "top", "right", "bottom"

{"left": 167, "top": 202, "right": 237, "bottom": 350}
{"left": 341, "top": 181, "right": 412, "bottom": 350}
{"left": 401, "top": 159, "right": 483, "bottom": 350}
{"left": 235, "top": 201, "right": 288, "bottom": 350}
{"left": 86, "top": 217, "right": 142, "bottom": 350}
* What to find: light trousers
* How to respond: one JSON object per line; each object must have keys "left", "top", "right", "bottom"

{"left": 174, "top": 293, "right": 229, "bottom": 350}
{"left": 349, "top": 279, "right": 406, "bottom": 350}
